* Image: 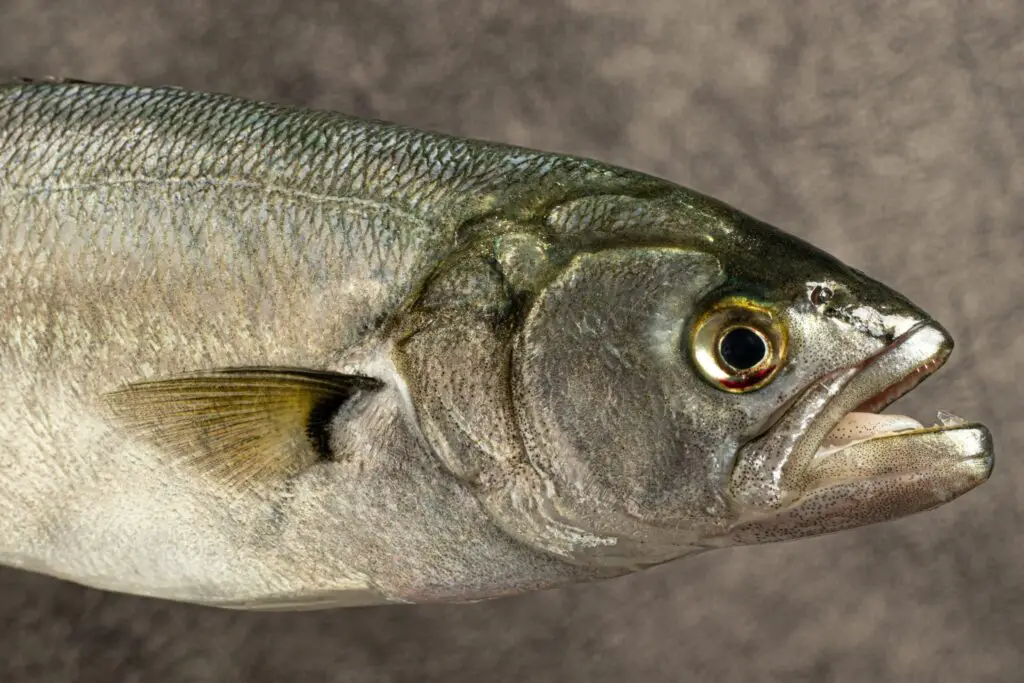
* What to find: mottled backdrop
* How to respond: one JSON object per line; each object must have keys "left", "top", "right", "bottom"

{"left": 0, "top": 1, "right": 1020, "bottom": 681}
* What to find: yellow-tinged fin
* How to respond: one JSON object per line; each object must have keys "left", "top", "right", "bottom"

{"left": 102, "top": 368, "right": 383, "bottom": 490}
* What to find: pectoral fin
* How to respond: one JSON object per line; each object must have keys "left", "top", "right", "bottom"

{"left": 102, "top": 368, "right": 382, "bottom": 489}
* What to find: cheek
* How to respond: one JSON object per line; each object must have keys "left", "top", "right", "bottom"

{"left": 510, "top": 246, "right": 736, "bottom": 523}
{"left": 514, "top": 332, "right": 766, "bottom": 526}
{"left": 513, "top": 296, "right": 764, "bottom": 522}
{"left": 782, "top": 312, "right": 887, "bottom": 382}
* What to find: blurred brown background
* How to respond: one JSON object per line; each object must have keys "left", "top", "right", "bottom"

{"left": 0, "top": 1, "right": 1020, "bottom": 681}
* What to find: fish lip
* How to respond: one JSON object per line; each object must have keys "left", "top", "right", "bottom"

{"left": 850, "top": 320, "right": 951, "bottom": 410}
{"left": 853, "top": 323, "right": 952, "bottom": 415}
{"left": 797, "top": 321, "right": 954, "bottom": 458}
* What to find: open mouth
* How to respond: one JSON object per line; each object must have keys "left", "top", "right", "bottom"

{"left": 720, "top": 320, "right": 993, "bottom": 544}
{"left": 808, "top": 322, "right": 986, "bottom": 462}
{"left": 729, "top": 320, "right": 993, "bottom": 514}
{"left": 720, "top": 319, "right": 993, "bottom": 543}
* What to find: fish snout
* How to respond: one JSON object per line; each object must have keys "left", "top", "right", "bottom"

{"left": 715, "top": 321, "right": 994, "bottom": 546}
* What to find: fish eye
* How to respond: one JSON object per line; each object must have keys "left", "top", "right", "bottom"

{"left": 690, "top": 298, "right": 787, "bottom": 393}
{"left": 719, "top": 326, "right": 769, "bottom": 371}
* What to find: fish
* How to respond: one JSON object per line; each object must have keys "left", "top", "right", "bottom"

{"left": 0, "top": 78, "right": 993, "bottom": 610}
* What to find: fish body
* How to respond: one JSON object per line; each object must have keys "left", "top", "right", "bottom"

{"left": 0, "top": 81, "right": 993, "bottom": 609}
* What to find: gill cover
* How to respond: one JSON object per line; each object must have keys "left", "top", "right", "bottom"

{"left": 509, "top": 246, "right": 736, "bottom": 564}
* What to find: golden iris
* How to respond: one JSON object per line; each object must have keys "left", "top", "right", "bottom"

{"left": 690, "top": 297, "right": 787, "bottom": 393}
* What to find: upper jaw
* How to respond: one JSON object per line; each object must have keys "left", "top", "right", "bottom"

{"left": 848, "top": 321, "right": 952, "bottom": 414}
{"left": 724, "top": 321, "right": 992, "bottom": 515}
{"left": 803, "top": 321, "right": 954, "bottom": 447}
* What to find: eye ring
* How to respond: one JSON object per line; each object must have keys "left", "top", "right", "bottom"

{"left": 690, "top": 297, "right": 788, "bottom": 393}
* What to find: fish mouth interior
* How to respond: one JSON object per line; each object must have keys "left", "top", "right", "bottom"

{"left": 813, "top": 322, "right": 961, "bottom": 457}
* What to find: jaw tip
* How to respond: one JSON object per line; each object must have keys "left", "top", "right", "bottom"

{"left": 947, "top": 422, "right": 995, "bottom": 485}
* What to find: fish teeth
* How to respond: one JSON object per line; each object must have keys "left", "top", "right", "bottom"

{"left": 937, "top": 409, "right": 969, "bottom": 427}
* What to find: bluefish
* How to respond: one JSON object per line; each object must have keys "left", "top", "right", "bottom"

{"left": 0, "top": 80, "right": 993, "bottom": 609}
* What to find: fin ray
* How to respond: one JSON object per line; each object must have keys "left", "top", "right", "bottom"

{"left": 102, "top": 367, "right": 382, "bottom": 490}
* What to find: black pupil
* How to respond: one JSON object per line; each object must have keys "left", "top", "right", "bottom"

{"left": 720, "top": 327, "right": 768, "bottom": 371}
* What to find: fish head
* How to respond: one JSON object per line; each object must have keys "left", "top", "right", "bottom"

{"left": 495, "top": 191, "right": 993, "bottom": 567}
